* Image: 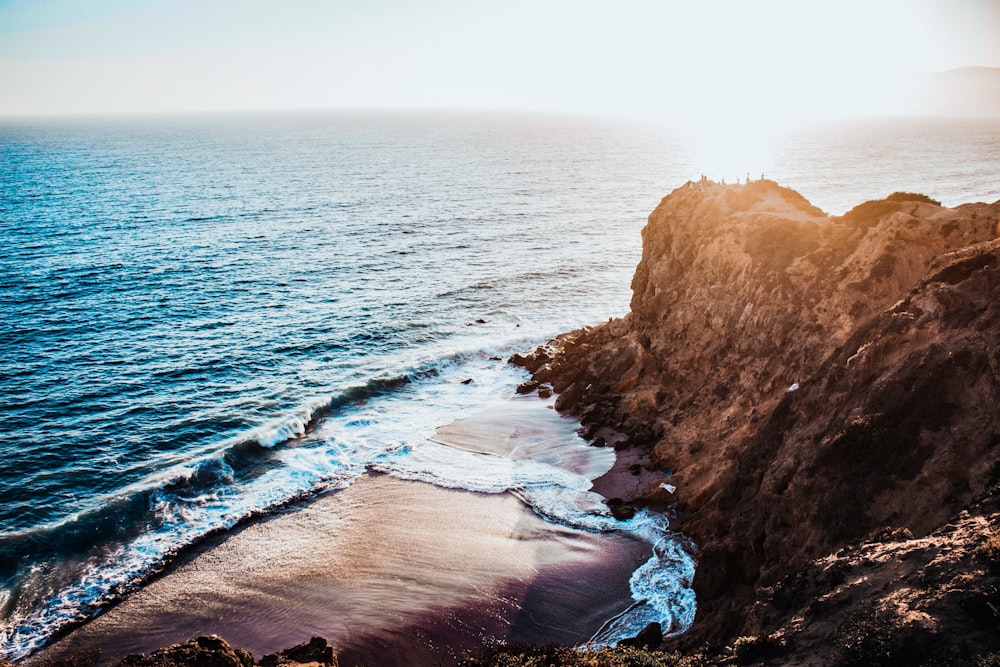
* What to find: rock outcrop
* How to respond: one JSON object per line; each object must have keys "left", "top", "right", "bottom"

{"left": 736, "top": 490, "right": 1000, "bottom": 666}
{"left": 116, "top": 636, "right": 256, "bottom": 667}
{"left": 260, "top": 637, "right": 336, "bottom": 667}
{"left": 19, "top": 636, "right": 337, "bottom": 667}
{"left": 515, "top": 179, "right": 1000, "bottom": 653}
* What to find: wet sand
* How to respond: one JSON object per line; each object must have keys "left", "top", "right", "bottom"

{"left": 34, "top": 400, "right": 650, "bottom": 667}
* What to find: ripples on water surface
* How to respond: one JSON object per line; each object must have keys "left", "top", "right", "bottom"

{"left": 1, "top": 111, "right": 998, "bottom": 659}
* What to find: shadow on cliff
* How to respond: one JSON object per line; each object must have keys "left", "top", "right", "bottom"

{"left": 515, "top": 179, "right": 1000, "bottom": 661}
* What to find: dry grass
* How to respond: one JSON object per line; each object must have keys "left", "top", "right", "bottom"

{"left": 979, "top": 533, "right": 1000, "bottom": 565}
{"left": 460, "top": 644, "right": 707, "bottom": 667}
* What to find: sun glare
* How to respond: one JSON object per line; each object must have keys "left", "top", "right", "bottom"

{"left": 0, "top": 0, "right": 994, "bottom": 120}
{"left": 685, "top": 122, "right": 780, "bottom": 185}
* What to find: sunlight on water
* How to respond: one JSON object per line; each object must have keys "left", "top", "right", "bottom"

{"left": 1, "top": 111, "right": 998, "bottom": 659}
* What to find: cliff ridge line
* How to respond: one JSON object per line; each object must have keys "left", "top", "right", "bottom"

{"left": 514, "top": 179, "right": 1000, "bottom": 651}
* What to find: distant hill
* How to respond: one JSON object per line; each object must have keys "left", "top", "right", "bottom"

{"left": 912, "top": 66, "right": 1000, "bottom": 117}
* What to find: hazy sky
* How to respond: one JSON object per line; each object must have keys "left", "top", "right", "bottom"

{"left": 1, "top": 0, "right": 998, "bottom": 123}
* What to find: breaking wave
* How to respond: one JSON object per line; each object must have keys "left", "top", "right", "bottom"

{"left": 0, "top": 345, "right": 696, "bottom": 660}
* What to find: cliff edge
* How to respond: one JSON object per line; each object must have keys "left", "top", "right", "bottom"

{"left": 515, "top": 179, "right": 1000, "bottom": 660}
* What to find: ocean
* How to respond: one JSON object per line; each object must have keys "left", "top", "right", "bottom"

{"left": 1, "top": 111, "right": 998, "bottom": 661}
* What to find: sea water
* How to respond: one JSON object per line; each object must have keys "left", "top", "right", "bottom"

{"left": 2, "top": 111, "right": 998, "bottom": 660}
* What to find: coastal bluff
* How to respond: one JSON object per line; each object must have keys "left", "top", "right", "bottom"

{"left": 514, "top": 179, "right": 1000, "bottom": 660}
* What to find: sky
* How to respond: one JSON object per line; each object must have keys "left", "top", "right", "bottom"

{"left": 1, "top": 0, "right": 999, "bottom": 125}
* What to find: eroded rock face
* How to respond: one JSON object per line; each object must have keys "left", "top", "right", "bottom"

{"left": 519, "top": 180, "right": 1000, "bottom": 646}
{"left": 739, "top": 491, "right": 1000, "bottom": 666}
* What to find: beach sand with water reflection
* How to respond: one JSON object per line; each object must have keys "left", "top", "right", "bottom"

{"left": 35, "top": 400, "right": 650, "bottom": 667}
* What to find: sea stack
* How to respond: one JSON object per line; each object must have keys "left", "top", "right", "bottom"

{"left": 515, "top": 179, "right": 1000, "bottom": 659}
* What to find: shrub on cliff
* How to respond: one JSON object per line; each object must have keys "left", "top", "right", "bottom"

{"left": 836, "top": 603, "right": 901, "bottom": 666}
{"left": 885, "top": 191, "right": 942, "bottom": 206}
{"left": 839, "top": 199, "right": 907, "bottom": 229}
{"left": 978, "top": 533, "right": 1000, "bottom": 569}
{"left": 460, "top": 644, "right": 706, "bottom": 667}
{"left": 978, "top": 652, "right": 1000, "bottom": 667}
{"left": 840, "top": 192, "right": 941, "bottom": 229}
{"left": 732, "top": 634, "right": 784, "bottom": 665}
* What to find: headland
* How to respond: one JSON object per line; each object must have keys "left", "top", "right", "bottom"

{"left": 512, "top": 178, "right": 1000, "bottom": 664}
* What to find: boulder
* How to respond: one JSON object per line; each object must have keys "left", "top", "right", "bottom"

{"left": 260, "top": 637, "right": 336, "bottom": 667}
{"left": 116, "top": 636, "right": 253, "bottom": 667}
{"left": 618, "top": 622, "right": 662, "bottom": 650}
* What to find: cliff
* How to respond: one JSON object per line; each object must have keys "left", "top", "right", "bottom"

{"left": 514, "top": 179, "right": 1000, "bottom": 657}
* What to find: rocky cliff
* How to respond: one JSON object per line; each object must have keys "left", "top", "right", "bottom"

{"left": 514, "top": 179, "right": 1000, "bottom": 655}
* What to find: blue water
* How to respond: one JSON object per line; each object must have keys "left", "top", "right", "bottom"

{"left": 1, "top": 111, "right": 999, "bottom": 660}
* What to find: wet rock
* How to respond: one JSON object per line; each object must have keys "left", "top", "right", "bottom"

{"left": 508, "top": 349, "right": 552, "bottom": 373}
{"left": 261, "top": 637, "right": 336, "bottom": 667}
{"left": 618, "top": 622, "right": 662, "bottom": 650}
{"left": 606, "top": 498, "right": 635, "bottom": 521}
{"left": 116, "top": 636, "right": 254, "bottom": 667}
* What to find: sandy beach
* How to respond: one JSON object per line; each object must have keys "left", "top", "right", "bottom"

{"left": 34, "top": 399, "right": 650, "bottom": 667}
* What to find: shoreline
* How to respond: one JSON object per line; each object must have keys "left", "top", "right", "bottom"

{"left": 30, "top": 399, "right": 654, "bottom": 666}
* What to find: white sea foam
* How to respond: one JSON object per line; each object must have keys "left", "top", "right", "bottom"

{"left": 7, "top": 113, "right": 998, "bottom": 663}
{"left": 1, "top": 349, "right": 696, "bottom": 659}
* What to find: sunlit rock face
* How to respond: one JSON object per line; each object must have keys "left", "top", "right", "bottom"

{"left": 521, "top": 179, "right": 1000, "bottom": 644}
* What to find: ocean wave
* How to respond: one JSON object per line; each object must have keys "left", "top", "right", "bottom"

{"left": 375, "top": 439, "right": 697, "bottom": 645}
{"left": 0, "top": 346, "right": 523, "bottom": 660}
{"left": 588, "top": 517, "right": 698, "bottom": 644}
{"left": 0, "top": 344, "right": 696, "bottom": 660}
{"left": 0, "top": 439, "right": 367, "bottom": 660}
{"left": 1, "top": 355, "right": 463, "bottom": 543}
